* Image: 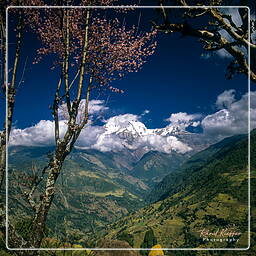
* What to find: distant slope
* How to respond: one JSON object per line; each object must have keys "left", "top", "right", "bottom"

{"left": 98, "top": 131, "right": 255, "bottom": 249}
{"left": 148, "top": 133, "right": 247, "bottom": 203}
{"left": 131, "top": 151, "right": 188, "bottom": 186}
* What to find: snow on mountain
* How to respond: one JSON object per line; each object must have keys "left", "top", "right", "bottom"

{"left": 104, "top": 116, "right": 190, "bottom": 138}
{"left": 152, "top": 125, "right": 191, "bottom": 136}
{"left": 10, "top": 113, "right": 212, "bottom": 157}
{"left": 90, "top": 116, "right": 193, "bottom": 155}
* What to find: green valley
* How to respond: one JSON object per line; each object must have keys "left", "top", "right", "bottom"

{"left": 95, "top": 130, "right": 254, "bottom": 251}
{"left": 3, "top": 130, "right": 254, "bottom": 255}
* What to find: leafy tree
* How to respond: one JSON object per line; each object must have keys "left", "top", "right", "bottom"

{"left": 140, "top": 229, "right": 158, "bottom": 256}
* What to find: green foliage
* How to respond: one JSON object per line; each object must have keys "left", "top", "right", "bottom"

{"left": 140, "top": 229, "right": 157, "bottom": 256}
{"left": 203, "top": 215, "right": 229, "bottom": 226}
{"left": 8, "top": 146, "right": 148, "bottom": 240}
{"left": 0, "top": 232, "right": 15, "bottom": 256}
{"left": 147, "top": 133, "right": 249, "bottom": 203}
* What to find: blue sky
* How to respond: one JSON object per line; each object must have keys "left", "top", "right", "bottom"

{"left": 6, "top": 5, "right": 256, "bottom": 155}
{"left": 7, "top": 6, "right": 256, "bottom": 153}
{"left": 9, "top": 7, "right": 249, "bottom": 130}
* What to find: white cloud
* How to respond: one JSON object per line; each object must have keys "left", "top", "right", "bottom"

{"left": 10, "top": 90, "right": 255, "bottom": 154}
{"left": 165, "top": 112, "right": 202, "bottom": 130}
{"left": 88, "top": 100, "right": 109, "bottom": 115}
{"left": 9, "top": 111, "right": 192, "bottom": 154}
{"left": 58, "top": 99, "right": 108, "bottom": 122}
{"left": 10, "top": 99, "right": 108, "bottom": 147}
{"left": 10, "top": 120, "right": 66, "bottom": 147}
{"left": 141, "top": 109, "right": 150, "bottom": 116}
{"left": 202, "top": 91, "right": 256, "bottom": 138}
{"left": 216, "top": 89, "right": 236, "bottom": 109}
{"left": 76, "top": 125, "right": 105, "bottom": 148}
{"left": 88, "top": 133, "right": 126, "bottom": 152}
{"left": 136, "top": 134, "right": 191, "bottom": 154}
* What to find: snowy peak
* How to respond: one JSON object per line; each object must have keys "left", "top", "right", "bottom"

{"left": 97, "top": 116, "right": 194, "bottom": 155}
{"left": 104, "top": 116, "right": 190, "bottom": 138}
{"left": 151, "top": 125, "right": 191, "bottom": 136}
{"left": 105, "top": 120, "right": 148, "bottom": 137}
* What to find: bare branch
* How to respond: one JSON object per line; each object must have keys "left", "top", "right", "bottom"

{"left": 58, "top": 69, "right": 81, "bottom": 102}
{"left": 8, "top": 14, "right": 23, "bottom": 139}
{"left": 152, "top": 20, "right": 220, "bottom": 41}
{"left": 154, "top": 2, "right": 256, "bottom": 82}
{"left": 209, "top": 9, "right": 256, "bottom": 49}
{"left": 53, "top": 77, "right": 62, "bottom": 145}
{"left": 68, "top": 69, "right": 80, "bottom": 90}
{"left": 63, "top": 9, "right": 71, "bottom": 115}
{"left": 75, "top": 10, "right": 90, "bottom": 105}
{"left": 23, "top": 163, "right": 51, "bottom": 212}
{"left": 17, "top": 56, "right": 28, "bottom": 89}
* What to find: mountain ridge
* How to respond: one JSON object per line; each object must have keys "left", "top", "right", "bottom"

{"left": 95, "top": 130, "right": 254, "bottom": 249}
{"left": 148, "top": 132, "right": 248, "bottom": 203}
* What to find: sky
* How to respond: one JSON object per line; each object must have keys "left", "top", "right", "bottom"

{"left": 6, "top": 6, "right": 255, "bottom": 152}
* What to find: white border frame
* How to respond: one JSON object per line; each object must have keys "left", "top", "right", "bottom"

{"left": 5, "top": 5, "right": 251, "bottom": 252}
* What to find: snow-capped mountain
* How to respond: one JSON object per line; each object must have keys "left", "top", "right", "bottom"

{"left": 105, "top": 119, "right": 189, "bottom": 138}
{"left": 10, "top": 113, "right": 216, "bottom": 164}
{"left": 89, "top": 118, "right": 213, "bottom": 159}
{"left": 152, "top": 125, "right": 191, "bottom": 136}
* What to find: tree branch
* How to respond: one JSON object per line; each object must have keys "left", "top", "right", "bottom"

{"left": 23, "top": 163, "right": 51, "bottom": 212}
{"left": 152, "top": 20, "right": 221, "bottom": 41}
{"left": 53, "top": 77, "right": 62, "bottom": 145}
{"left": 8, "top": 14, "right": 23, "bottom": 139}
{"left": 74, "top": 10, "right": 90, "bottom": 105}
{"left": 209, "top": 9, "right": 256, "bottom": 49}
{"left": 63, "top": 9, "right": 71, "bottom": 115}
{"left": 154, "top": 2, "right": 256, "bottom": 82}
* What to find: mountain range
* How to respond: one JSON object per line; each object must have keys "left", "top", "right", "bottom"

{"left": 6, "top": 126, "right": 254, "bottom": 251}
{"left": 94, "top": 130, "right": 255, "bottom": 250}
{"left": 77, "top": 119, "right": 216, "bottom": 160}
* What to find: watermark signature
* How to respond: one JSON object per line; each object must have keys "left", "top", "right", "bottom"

{"left": 196, "top": 225, "right": 242, "bottom": 243}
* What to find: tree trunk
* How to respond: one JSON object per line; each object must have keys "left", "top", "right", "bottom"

{"left": 0, "top": 14, "right": 23, "bottom": 188}
{"left": 30, "top": 155, "right": 63, "bottom": 248}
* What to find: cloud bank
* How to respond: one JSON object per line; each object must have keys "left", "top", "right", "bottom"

{"left": 9, "top": 90, "right": 255, "bottom": 154}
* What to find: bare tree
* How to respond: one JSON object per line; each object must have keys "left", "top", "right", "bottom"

{"left": 0, "top": 2, "right": 45, "bottom": 255}
{"left": 0, "top": 4, "right": 28, "bottom": 253}
{"left": 152, "top": 0, "right": 256, "bottom": 82}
